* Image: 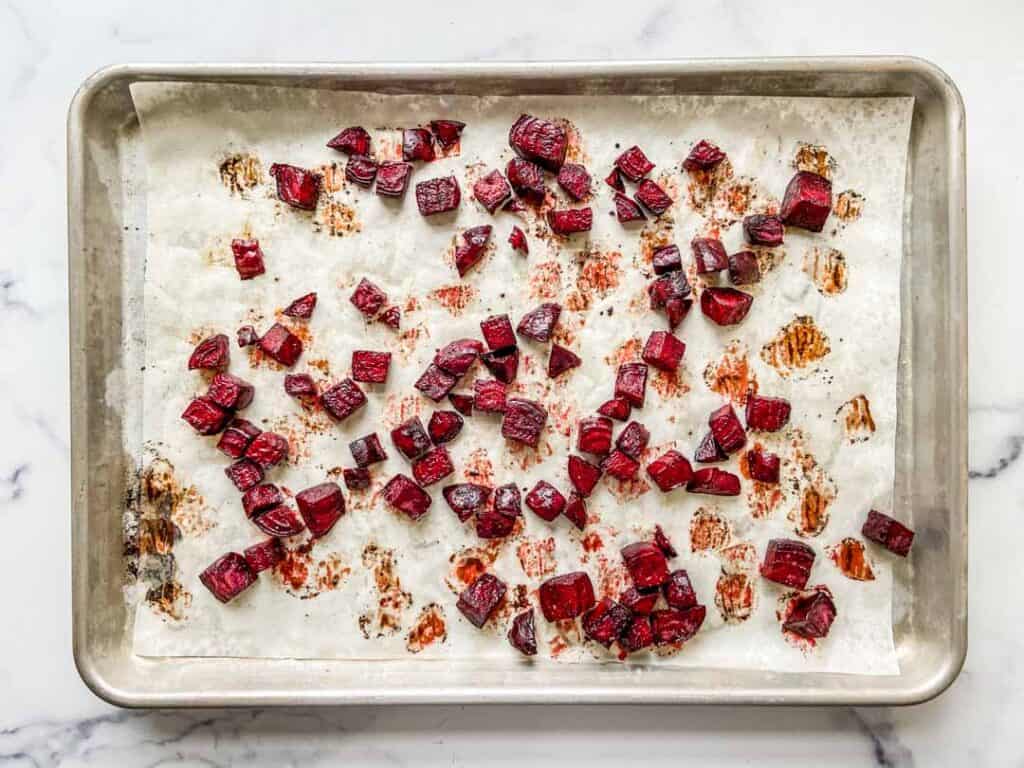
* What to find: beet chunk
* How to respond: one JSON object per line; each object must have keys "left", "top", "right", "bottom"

{"left": 577, "top": 416, "right": 613, "bottom": 456}
{"left": 321, "top": 378, "right": 367, "bottom": 422}
{"left": 508, "top": 225, "right": 529, "bottom": 254}
{"left": 647, "top": 450, "right": 693, "bottom": 492}
{"left": 480, "top": 315, "right": 515, "bottom": 352}
{"left": 648, "top": 272, "right": 693, "bottom": 330}
{"left": 747, "top": 446, "right": 781, "bottom": 484}
{"left": 464, "top": 224, "right": 492, "bottom": 248}
{"left": 382, "top": 474, "right": 432, "bottom": 520}
{"left": 780, "top": 171, "right": 832, "bottom": 232}
{"left": 225, "top": 459, "right": 263, "bottom": 491}
{"left": 349, "top": 433, "right": 387, "bottom": 467}
{"left": 458, "top": 572, "right": 507, "bottom": 628}
{"left": 728, "top": 250, "right": 761, "bottom": 285}
{"left": 231, "top": 238, "right": 265, "bottom": 280}
{"left": 508, "top": 114, "right": 568, "bottom": 171}
{"left": 200, "top": 552, "right": 256, "bottom": 603}
{"left": 616, "top": 421, "right": 650, "bottom": 459}
{"left": 217, "top": 418, "right": 261, "bottom": 459}
{"left": 414, "top": 363, "right": 459, "bottom": 401}
{"left": 344, "top": 154, "right": 377, "bottom": 187}
{"left": 687, "top": 467, "right": 740, "bottom": 496}
{"left": 557, "top": 163, "right": 591, "bottom": 200}
{"left": 242, "top": 483, "right": 283, "bottom": 519}
{"left": 481, "top": 347, "right": 519, "bottom": 384}
{"left": 664, "top": 569, "right": 697, "bottom": 609}
{"left": 651, "top": 606, "right": 706, "bottom": 645}
{"left": 455, "top": 244, "right": 486, "bottom": 277}
{"left": 601, "top": 450, "right": 640, "bottom": 481}
{"left": 448, "top": 392, "right": 474, "bottom": 416}
{"left": 501, "top": 397, "right": 547, "bottom": 447}
{"left": 269, "top": 163, "right": 320, "bottom": 210}
{"left": 525, "top": 480, "right": 566, "bottom": 521}
{"left": 614, "top": 193, "right": 647, "bottom": 223}
{"left": 351, "top": 350, "right": 391, "bottom": 384}
{"left": 615, "top": 362, "right": 649, "bottom": 408}
{"left": 189, "top": 334, "right": 230, "bottom": 371}
{"left": 743, "top": 214, "right": 784, "bottom": 246}
{"left": 760, "top": 538, "right": 816, "bottom": 588}
{"left": 547, "top": 344, "right": 581, "bottom": 378}
{"left": 375, "top": 161, "right": 413, "bottom": 197}
{"left": 597, "top": 397, "right": 631, "bottom": 421}
{"left": 635, "top": 179, "right": 673, "bottom": 215}
{"left": 642, "top": 331, "right": 686, "bottom": 373}
{"left": 412, "top": 446, "right": 455, "bottom": 486}
{"left": 506, "top": 157, "right": 546, "bottom": 200}
{"left": 604, "top": 167, "right": 625, "bottom": 192}
{"left": 654, "top": 525, "right": 678, "bottom": 558}
{"left": 582, "top": 597, "right": 632, "bottom": 647}
{"left": 539, "top": 571, "right": 596, "bottom": 621}
{"left": 243, "top": 537, "right": 286, "bottom": 573}
{"left": 415, "top": 175, "right": 461, "bottom": 216}
{"left": 568, "top": 455, "right": 602, "bottom": 497}
{"left": 430, "top": 119, "right": 465, "bottom": 149}
{"left": 207, "top": 372, "right": 254, "bottom": 411}
{"left": 564, "top": 492, "right": 587, "bottom": 530}
{"left": 284, "top": 373, "right": 317, "bottom": 398}
{"left": 236, "top": 325, "right": 258, "bottom": 347}
{"left": 494, "top": 483, "right": 523, "bottom": 517}
{"left": 745, "top": 394, "right": 791, "bottom": 432}
{"left": 295, "top": 482, "right": 345, "bottom": 538}
{"left": 378, "top": 305, "right": 401, "bottom": 329}
{"left": 620, "top": 587, "right": 659, "bottom": 616}
{"left": 435, "top": 338, "right": 484, "bottom": 377}
{"left": 709, "top": 403, "right": 746, "bottom": 454}
{"left": 621, "top": 616, "right": 655, "bottom": 652}
{"left": 251, "top": 504, "right": 305, "bottom": 537}
{"left": 391, "top": 417, "right": 432, "bottom": 460}
{"left": 692, "top": 237, "right": 729, "bottom": 274}
{"left": 694, "top": 430, "right": 727, "bottom": 463}
{"left": 327, "top": 126, "right": 371, "bottom": 155}
{"left": 700, "top": 287, "right": 753, "bottom": 326}
{"left": 621, "top": 541, "right": 669, "bottom": 589}
{"left": 477, "top": 505, "right": 518, "bottom": 541}
{"left": 350, "top": 277, "right": 388, "bottom": 318}
{"left": 517, "top": 302, "right": 561, "bottom": 342}
{"left": 244, "top": 431, "right": 288, "bottom": 469}
{"left": 442, "top": 483, "right": 491, "bottom": 522}
{"left": 259, "top": 323, "right": 303, "bottom": 367}
{"left": 473, "top": 169, "right": 512, "bottom": 213}
{"left": 652, "top": 244, "right": 682, "bottom": 275}
{"left": 474, "top": 379, "right": 507, "bottom": 413}
{"left": 683, "top": 140, "right": 726, "bottom": 171}
{"left": 283, "top": 292, "right": 317, "bottom": 319}
{"left": 862, "top": 510, "right": 915, "bottom": 557}
{"left": 508, "top": 609, "right": 538, "bottom": 656}
{"left": 402, "top": 128, "right": 435, "bottom": 162}
{"left": 783, "top": 587, "right": 837, "bottom": 639}
{"left": 343, "top": 467, "right": 371, "bottom": 491}
{"left": 615, "top": 145, "right": 654, "bottom": 181}
{"left": 181, "top": 397, "right": 228, "bottom": 435}
{"left": 428, "top": 410, "right": 464, "bottom": 444}
{"left": 547, "top": 208, "right": 593, "bottom": 235}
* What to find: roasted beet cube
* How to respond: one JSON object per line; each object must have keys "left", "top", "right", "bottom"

{"left": 473, "top": 169, "right": 512, "bottom": 213}
{"left": 188, "top": 333, "right": 230, "bottom": 371}
{"left": 635, "top": 179, "right": 673, "bottom": 215}
{"left": 517, "top": 302, "right": 561, "bottom": 342}
{"left": 653, "top": 525, "right": 677, "bottom": 558}
{"left": 862, "top": 510, "right": 915, "bottom": 557}
{"left": 508, "top": 609, "right": 538, "bottom": 656}
{"left": 621, "top": 541, "right": 669, "bottom": 589}
{"left": 269, "top": 163, "right": 320, "bottom": 210}
{"left": 577, "top": 415, "right": 613, "bottom": 456}
{"left": 252, "top": 505, "right": 305, "bottom": 537}
{"left": 402, "top": 127, "right": 435, "bottom": 162}
{"left": 199, "top": 552, "right": 256, "bottom": 603}
{"left": 743, "top": 214, "right": 784, "bottom": 246}
{"left": 350, "top": 277, "right": 388, "bottom": 318}
{"left": 415, "top": 175, "right": 461, "bottom": 216}
{"left": 283, "top": 292, "right": 317, "bottom": 319}
{"left": 557, "top": 163, "right": 591, "bottom": 200}
{"left": 539, "top": 571, "right": 596, "bottom": 621}
{"left": 616, "top": 421, "right": 650, "bottom": 459}
{"left": 597, "top": 397, "right": 631, "bottom": 421}
{"left": 694, "top": 430, "right": 727, "bottom": 463}
{"left": 321, "top": 378, "right": 367, "bottom": 422}
{"left": 243, "top": 537, "right": 286, "bottom": 573}
{"left": 709, "top": 403, "right": 746, "bottom": 454}
{"left": 457, "top": 572, "right": 507, "bottom": 628}
{"left": 435, "top": 338, "right": 484, "bottom": 377}
{"left": 382, "top": 473, "right": 432, "bottom": 520}
{"left": 547, "top": 344, "right": 581, "bottom": 378}
{"left": 564, "top": 492, "right": 587, "bottom": 531}
{"left": 244, "top": 431, "right": 288, "bottom": 469}
{"left": 692, "top": 237, "right": 729, "bottom": 274}
{"left": 508, "top": 225, "right": 529, "bottom": 254}
{"left": 476, "top": 501, "right": 517, "bottom": 539}
{"left": 349, "top": 433, "right": 387, "bottom": 467}
{"left": 242, "top": 483, "right": 284, "bottom": 519}
{"left": 780, "top": 171, "right": 832, "bottom": 232}
{"left": 442, "top": 483, "right": 491, "bottom": 522}
{"left": 481, "top": 347, "right": 519, "bottom": 383}
{"left": 652, "top": 244, "right": 682, "bottom": 275}
{"left": 284, "top": 373, "right": 317, "bottom": 398}
{"left": 375, "top": 161, "right": 413, "bottom": 197}
{"left": 412, "top": 446, "right": 455, "bottom": 486}
{"left": 683, "top": 140, "right": 725, "bottom": 171}
{"left": 474, "top": 379, "right": 507, "bottom": 413}
{"left": 604, "top": 167, "right": 625, "bottom": 192}
{"left": 615, "top": 362, "right": 648, "bottom": 408}
{"left": 494, "top": 483, "right": 522, "bottom": 517}
{"left": 664, "top": 296, "right": 693, "bottom": 332}
{"left": 687, "top": 467, "right": 740, "bottom": 496}
{"left": 225, "top": 459, "right": 263, "bottom": 491}
{"left": 327, "top": 126, "right": 371, "bottom": 155}
{"left": 391, "top": 417, "right": 432, "bottom": 460}
{"left": 378, "top": 305, "right": 402, "bottom": 329}
{"left": 430, "top": 119, "right": 465, "bottom": 149}
{"left": 428, "top": 410, "right": 464, "bottom": 444}
{"left": 642, "top": 330, "right": 686, "bottom": 373}
{"left": 525, "top": 480, "right": 566, "bottom": 521}
{"left": 506, "top": 157, "right": 546, "bottom": 200}
{"left": 747, "top": 446, "right": 781, "bottom": 484}
{"left": 615, "top": 145, "right": 654, "bottom": 181}
{"left": 646, "top": 450, "right": 693, "bottom": 492}
{"left": 582, "top": 597, "right": 632, "bottom": 648}
{"left": 620, "top": 587, "right": 659, "bottom": 616}
{"left": 745, "top": 394, "right": 791, "bottom": 432}
{"left": 783, "top": 587, "right": 837, "bottom": 639}
{"left": 700, "top": 287, "right": 753, "bottom": 326}
{"left": 760, "top": 538, "right": 816, "bottom": 588}
{"left": 345, "top": 154, "right": 378, "bottom": 187}
{"left": 414, "top": 363, "right": 459, "bottom": 401}
{"left": 651, "top": 606, "right": 706, "bottom": 645}
{"left": 621, "top": 616, "right": 654, "bottom": 652}
{"left": 231, "top": 238, "right": 266, "bottom": 280}
{"left": 728, "top": 250, "right": 761, "bottom": 285}
{"left": 181, "top": 397, "right": 229, "bottom": 435}
{"left": 663, "top": 569, "right": 697, "bottom": 609}
{"left": 343, "top": 467, "right": 371, "bottom": 491}
{"left": 448, "top": 392, "right": 474, "bottom": 416}
{"left": 295, "top": 482, "right": 345, "bottom": 537}
{"left": 547, "top": 207, "right": 593, "bottom": 235}
{"left": 614, "top": 193, "right": 647, "bottom": 223}
{"left": 648, "top": 271, "right": 692, "bottom": 313}
{"left": 481, "top": 314, "right": 516, "bottom": 350}
{"left": 568, "top": 454, "right": 602, "bottom": 497}
{"left": 207, "top": 372, "right": 254, "bottom": 411}
{"left": 463, "top": 224, "right": 492, "bottom": 248}
{"left": 350, "top": 350, "right": 391, "bottom": 384}
{"left": 602, "top": 450, "right": 640, "bottom": 481}
{"left": 501, "top": 398, "right": 547, "bottom": 447}
{"left": 508, "top": 114, "right": 568, "bottom": 171}
{"left": 259, "top": 323, "right": 304, "bottom": 366}
{"left": 216, "top": 418, "right": 261, "bottom": 459}
{"left": 236, "top": 325, "right": 258, "bottom": 347}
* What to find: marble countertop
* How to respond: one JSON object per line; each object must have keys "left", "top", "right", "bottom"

{"left": 1, "top": 0, "right": 1014, "bottom": 764}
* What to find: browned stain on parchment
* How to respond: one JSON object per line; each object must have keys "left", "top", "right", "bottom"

{"left": 761, "top": 316, "right": 831, "bottom": 376}
{"left": 837, "top": 394, "right": 876, "bottom": 443}
{"left": 359, "top": 544, "right": 412, "bottom": 637}
{"left": 406, "top": 603, "right": 448, "bottom": 653}
{"left": 803, "top": 247, "right": 848, "bottom": 296}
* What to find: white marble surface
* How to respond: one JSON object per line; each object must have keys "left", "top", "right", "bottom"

{"left": 0, "top": 0, "right": 1016, "bottom": 764}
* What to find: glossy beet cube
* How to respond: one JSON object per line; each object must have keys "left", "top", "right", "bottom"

{"left": 646, "top": 450, "right": 693, "bottom": 492}
{"left": 602, "top": 450, "right": 640, "bottom": 481}
{"left": 244, "top": 431, "right": 288, "bottom": 469}
{"left": 242, "top": 483, "right": 284, "bottom": 519}
{"left": 283, "top": 292, "right": 317, "bottom": 319}
{"left": 430, "top": 119, "right": 465, "bottom": 149}
{"left": 547, "top": 344, "right": 581, "bottom": 378}
{"left": 604, "top": 167, "right": 625, "bottom": 192}
{"left": 327, "top": 126, "right": 371, "bottom": 155}
{"left": 269, "top": 163, "right": 320, "bottom": 210}
{"left": 547, "top": 208, "right": 593, "bottom": 235}
{"left": 251, "top": 504, "right": 305, "bottom": 537}
{"left": 200, "top": 552, "right": 256, "bottom": 603}
{"left": 216, "top": 418, "right": 261, "bottom": 459}
{"left": 635, "top": 179, "right": 673, "bottom": 215}
{"left": 577, "top": 416, "right": 613, "bottom": 456}
{"left": 428, "top": 410, "right": 464, "bottom": 444}
{"left": 466, "top": 226, "right": 493, "bottom": 248}
{"left": 621, "top": 541, "right": 669, "bottom": 589}
{"left": 597, "top": 397, "right": 631, "bottom": 421}
{"left": 508, "top": 609, "right": 538, "bottom": 656}
{"left": 557, "top": 163, "right": 591, "bottom": 200}
{"left": 236, "top": 325, "right": 258, "bottom": 347}
{"left": 349, "top": 433, "right": 387, "bottom": 467}
{"left": 745, "top": 394, "right": 791, "bottom": 432}
{"left": 615, "top": 145, "right": 654, "bottom": 181}
{"left": 494, "top": 483, "right": 522, "bottom": 517}
{"left": 448, "top": 392, "right": 474, "bottom": 416}
{"left": 780, "top": 171, "right": 832, "bottom": 232}
{"left": 760, "top": 538, "right": 816, "bottom": 588}
{"left": 525, "top": 480, "right": 566, "bottom": 521}
{"left": 458, "top": 572, "right": 507, "bottom": 628}
{"left": 747, "top": 446, "right": 781, "bottom": 484}
{"left": 259, "top": 323, "right": 303, "bottom": 367}
{"left": 508, "top": 114, "right": 568, "bottom": 171}
{"left": 181, "top": 397, "right": 229, "bottom": 435}
{"left": 508, "top": 225, "right": 529, "bottom": 254}
{"left": 568, "top": 455, "right": 602, "bottom": 497}
{"left": 345, "top": 154, "right": 378, "bottom": 187}
{"left": 243, "top": 537, "right": 286, "bottom": 573}
{"left": 343, "top": 467, "right": 371, "bottom": 491}
{"left": 391, "top": 417, "right": 432, "bottom": 460}
{"left": 188, "top": 334, "right": 230, "bottom": 371}
{"left": 474, "top": 379, "right": 507, "bottom": 413}
{"left": 692, "top": 237, "right": 729, "bottom": 274}
{"left": 295, "top": 482, "right": 346, "bottom": 537}
{"left": 648, "top": 272, "right": 693, "bottom": 330}
{"left": 862, "top": 510, "right": 915, "bottom": 557}
{"left": 350, "top": 277, "right": 388, "bottom": 318}
{"left": 284, "top": 373, "right": 317, "bottom": 398}
{"left": 701, "top": 287, "right": 753, "bottom": 326}
{"left": 582, "top": 597, "right": 632, "bottom": 648}
{"left": 539, "top": 571, "right": 596, "bottom": 621}
{"left": 743, "top": 214, "right": 784, "bottom": 246}
{"left": 615, "top": 362, "right": 648, "bottom": 408}
{"left": 651, "top": 606, "right": 706, "bottom": 645}
{"left": 375, "top": 161, "right": 413, "bottom": 197}
{"left": 415, "top": 176, "right": 461, "bottom": 216}
{"left": 481, "top": 347, "right": 520, "bottom": 384}
{"left": 351, "top": 350, "right": 391, "bottom": 384}
{"left": 653, "top": 525, "right": 678, "bottom": 558}
{"left": 564, "top": 492, "right": 587, "bottom": 531}
{"left": 442, "top": 483, "right": 491, "bottom": 522}
{"left": 683, "top": 140, "right": 726, "bottom": 171}
{"left": 382, "top": 474, "right": 432, "bottom": 520}
{"left": 207, "top": 373, "right": 254, "bottom": 411}
{"left": 402, "top": 127, "right": 435, "bottom": 162}
{"left": 231, "top": 238, "right": 266, "bottom": 280}
{"left": 652, "top": 244, "right": 682, "bottom": 275}
{"left": 614, "top": 193, "right": 647, "bottom": 223}
{"left": 621, "top": 616, "right": 655, "bottom": 652}
{"left": 517, "top": 302, "right": 561, "bottom": 342}
{"left": 783, "top": 588, "right": 837, "bottom": 639}
{"left": 412, "top": 446, "right": 455, "bottom": 486}
{"left": 616, "top": 421, "right": 650, "bottom": 459}
{"left": 501, "top": 397, "right": 547, "bottom": 447}
{"left": 728, "top": 250, "right": 761, "bottom": 285}
{"left": 414, "top": 363, "right": 459, "bottom": 401}
{"left": 477, "top": 315, "right": 514, "bottom": 353}
{"left": 378, "top": 305, "right": 401, "bottom": 329}
{"left": 664, "top": 569, "right": 697, "bottom": 609}
{"left": 506, "top": 158, "right": 546, "bottom": 200}
{"left": 473, "top": 169, "right": 512, "bottom": 213}
{"left": 456, "top": 241, "right": 485, "bottom": 274}
{"left": 687, "top": 467, "right": 740, "bottom": 496}
{"left": 435, "top": 338, "right": 484, "bottom": 377}
{"left": 321, "top": 378, "right": 367, "bottom": 422}
{"left": 642, "top": 330, "right": 686, "bottom": 373}
{"left": 475, "top": 506, "right": 517, "bottom": 539}
{"left": 709, "top": 403, "right": 746, "bottom": 454}
{"left": 225, "top": 459, "right": 263, "bottom": 491}
{"left": 620, "top": 587, "right": 659, "bottom": 616}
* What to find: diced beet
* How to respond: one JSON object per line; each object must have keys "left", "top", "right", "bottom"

{"left": 428, "top": 410, "right": 464, "bottom": 444}
{"left": 615, "top": 362, "right": 648, "bottom": 408}
{"left": 539, "top": 571, "right": 596, "bottom": 621}
{"left": 780, "top": 171, "right": 832, "bottom": 232}
{"left": 647, "top": 271, "right": 691, "bottom": 307}
{"left": 651, "top": 606, "right": 706, "bottom": 645}
{"left": 760, "top": 538, "right": 816, "bottom": 588}
{"left": 557, "top": 163, "right": 591, "bottom": 200}
{"left": 252, "top": 504, "right": 306, "bottom": 537}
{"left": 188, "top": 334, "right": 230, "bottom": 371}
{"left": 642, "top": 331, "right": 686, "bottom": 373}
{"left": 269, "top": 163, "right": 320, "bottom": 210}
{"left": 525, "top": 480, "right": 566, "bottom": 521}
{"left": 652, "top": 244, "right": 682, "bottom": 275}
{"left": 207, "top": 372, "right": 254, "bottom": 411}
{"left": 217, "top": 418, "right": 261, "bottom": 459}
{"left": 601, "top": 450, "right": 640, "bottom": 481}
{"left": 412, "top": 446, "right": 455, "bottom": 486}
{"left": 259, "top": 323, "right": 303, "bottom": 367}
{"left": 501, "top": 398, "right": 548, "bottom": 447}
{"left": 448, "top": 392, "right": 474, "bottom": 416}
{"left": 351, "top": 350, "right": 391, "bottom": 384}
{"left": 694, "top": 430, "right": 728, "bottom": 463}
{"left": 615, "top": 421, "right": 650, "bottom": 459}
{"left": 391, "top": 417, "right": 432, "bottom": 460}
{"left": 582, "top": 597, "right": 632, "bottom": 648}
{"left": 577, "top": 415, "right": 613, "bottom": 456}
{"left": 473, "top": 169, "right": 512, "bottom": 213}
{"left": 243, "top": 537, "right": 286, "bottom": 573}
{"left": 463, "top": 225, "right": 492, "bottom": 248}
{"left": 614, "top": 193, "right": 647, "bottom": 223}
{"left": 547, "top": 207, "right": 593, "bottom": 235}
{"left": 564, "top": 492, "right": 587, "bottom": 531}
{"left": 745, "top": 394, "right": 791, "bottom": 432}
{"left": 508, "top": 114, "right": 568, "bottom": 171}
{"left": 621, "top": 616, "right": 654, "bottom": 652}
{"left": 414, "top": 363, "right": 459, "bottom": 401}
{"left": 402, "top": 128, "right": 435, "bottom": 162}
{"left": 604, "top": 167, "right": 625, "bottom": 192}
{"left": 481, "top": 314, "right": 516, "bottom": 351}
{"left": 666, "top": 297, "right": 692, "bottom": 332}
{"left": 442, "top": 483, "right": 491, "bottom": 522}
{"left": 474, "top": 379, "right": 507, "bottom": 413}
{"left": 547, "top": 344, "right": 581, "bottom": 379}
{"left": 621, "top": 541, "right": 669, "bottom": 589}
{"left": 343, "top": 467, "right": 371, "bottom": 491}
{"left": 375, "top": 161, "right": 413, "bottom": 197}
{"left": 435, "top": 338, "right": 484, "bottom": 377}
{"left": 862, "top": 510, "right": 915, "bottom": 557}
{"left": 476, "top": 506, "right": 517, "bottom": 539}
{"left": 597, "top": 398, "right": 631, "bottom": 421}
{"left": 517, "top": 302, "right": 561, "bottom": 342}
{"left": 743, "top": 214, "right": 784, "bottom": 246}
{"left": 244, "top": 431, "right": 289, "bottom": 469}
{"left": 283, "top": 292, "right": 317, "bottom": 319}
{"left": 327, "top": 126, "right": 371, "bottom": 155}
{"left": 700, "top": 287, "right": 753, "bottom": 326}
{"left": 231, "top": 238, "right": 265, "bottom": 280}
{"left": 620, "top": 587, "right": 658, "bottom": 615}
{"left": 378, "top": 305, "right": 402, "bottom": 329}
{"left": 458, "top": 572, "right": 507, "bottom": 628}
{"left": 728, "top": 250, "right": 761, "bottom": 285}
{"left": 646, "top": 450, "right": 693, "bottom": 492}
{"left": 508, "top": 225, "right": 529, "bottom": 254}
{"left": 692, "top": 237, "right": 729, "bottom": 274}
{"left": 494, "top": 483, "right": 522, "bottom": 517}
{"left": 345, "top": 154, "right": 378, "bottom": 187}
{"left": 506, "top": 158, "right": 546, "bottom": 200}
{"left": 225, "top": 459, "right": 263, "bottom": 491}
{"left": 236, "top": 325, "right": 258, "bottom": 347}
{"left": 451, "top": 246, "right": 489, "bottom": 280}
{"left": 242, "top": 483, "right": 284, "bottom": 519}
{"left": 181, "top": 397, "right": 229, "bottom": 435}
{"left": 430, "top": 119, "right": 465, "bottom": 149}
{"left": 382, "top": 474, "right": 432, "bottom": 520}
{"left": 683, "top": 140, "right": 726, "bottom": 171}
{"left": 295, "top": 482, "right": 346, "bottom": 537}
{"left": 615, "top": 145, "right": 654, "bottom": 181}
{"left": 687, "top": 467, "right": 740, "bottom": 496}
{"left": 653, "top": 524, "right": 678, "bottom": 558}
{"left": 709, "top": 403, "right": 746, "bottom": 454}
{"left": 747, "top": 446, "right": 781, "bottom": 484}
{"left": 321, "top": 378, "right": 367, "bottom": 422}
{"left": 783, "top": 587, "right": 837, "bottom": 639}
{"left": 284, "top": 373, "right": 317, "bottom": 398}
{"left": 568, "top": 455, "right": 602, "bottom": 497}
{"left": 635, "top": 179, "right": 673, "bottom": 215}
{"left": 508, "top": 609, "right": 538, "bottom": 656}
{"left": 350, "top": 277, "right": 388, "bottom": 318}
{"left": 349, "top": 433, "right": 387, "bottom": 467}
{"left": 199, "top": 552, "right": 256, "bottom": 603}
{"left": 415, "top": 175, "right": 461, "bottom": 216}
{"left": 663, "top": 569, "right": 697, "bottom": 609}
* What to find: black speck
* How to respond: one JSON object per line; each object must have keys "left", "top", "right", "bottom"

{"left": 607, "top": 306, "right": 614, "bottom": 316}
{"left": 614, "top": 143, "right": 621, "bottom": 149}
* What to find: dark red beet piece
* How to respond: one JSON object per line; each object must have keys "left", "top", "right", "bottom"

{"left": 283, "top": 292, "right": 317, "bottom": 319}
{"left": 508, "top": 225, "right": 529, "bottom": 255}
{"left": 557, "top": 163, "right": 591, "bottom": 200}
{"left": 642, "top": 330, "right": 686, "bottom": 373}
{"left": 563, "top": 492, "right": 587, "bottom": 531}
{"left": 651, "top": 606, "right": 706, "bottom": 645}
{"left": 259, "top": 323, "right": 303, "bottom": 367}
{"left": 614, "top": 193, "right": 647, "bottom": 223}
{"left": 458, "top": 572, "right": 507, "bottom": 628}
{"left": 231, "top": 238, "right": 265, "bottom": 280}
{"left": 382, "top": 473, "right": 432, "bottom": 520}
{"left": 539, "top": 571, "right": 596, "bottom": 621}
{"left": 225, "top": 459, "right": 263, "bottom": 491}
{"left": 236, "top": 325, "right": 258, "bottom": 347}
{"left": 284, "top": 373, "right": 317, "bottom": 398}
{"left": 435, "top": 338, "right": 484, "bottom": 377}
{"left": 506, "top": 158, "right": 546, "bottom": 200}
{"left": 648, "top": 272, "right": 693, "bottom": 330}
{"left": 604, "top": 167, "right": 625, "bottom": 192}
{"left": 525, "top": 480, "right": 566, "bottom": 521}
{"left": 616, "top": 421, "right": 650, "bottom": 459}
{"left": 243, "top": 537, "right": 286, "bottom": 573}
{"left": 582, "top": 597, "right": 632, "bottom": 648}
{"left": 683, "top": 140, "right": 726, "bottom": 171}
{"left": 349, "top": 433, "right": 387, "bottom": 467}
{"left": 345, "top": 154, "right": 378, "bottom": 187}
{"left": 242, "top": 483, "right": 283, "bottom": 519}
{"left": 692, "top": 237, "right": 729, "bottom": 274}
{"left": 508, "top": 609, "right": 538, "bottom": 656}
{"left": 620, "top": 587, "right": 659, "bottom": 615}
{"left": 481, "top": 314, "right": 516, "bottom": 351}
{"left": 412, "top": 446, "right": 455, "bottom": 486}
{"left": 473, "top": 169, "right": 512, "bottom": 213}
{"left": 321, "top": 378, "right": 367, "bottom": 422}
{"left": 728, "top": 250, "right": 761, "bottom": 285}
{"left": 480, "top": 347, "right": 519, "bottom": 384}
{"left": 547, "top": 208, "right": 593, "bottom": 235}
{"left": 577, "top": 416, "right": 613, "bottom": 456}
{"left": 181, "top": 397, "right": 229, "bottom": 435}
{"left": 665, "top": 298, "right": 694, "bottom": 332}
{"left": 206, "top": 373, "right": 254, "bottom": 412}
{"left": 351, "top": 350, "right": 391, "bottom": 384}
{"left": 402, "top": 128, "right": 435, "bottom": 162}
{"left": 601, "top": 450, "right": 640, "bottom": 481}
{"left": 200, "top": 552, "right": 256, "bottom": 603}
{"left": 327, "top": 126, "right": 371, "bottom": 156}
{"left": 862, "top": 510, "right": 915, "bottom": 557}
{"left": 547, "top": 344, "right": 581, "bottom": 378}
{"left": 568, "top": 455, "right": 602, "bottom": 497}
{"left": 664, "top": 569, "right": 697, "bottom": 609}
{"left": 517, "top": 302, "right": 561, "bottom": 342}
{"left": 501, "top": 398, "right": 547, "bottom": 447}
{"left": 428, "top": 410, "right": 464, "bottom": 444}
{"left": 694, "top": 430, "right": 727, "bottom": 463}
{"left": 687, "top": 467, "right": 740, "bottom": 496}
{"left": 350, "top": 277, "right": 388, "bottom": 318}
{"left": 780, "top": 171, "right": 832, "bottom": 232}
{"left": 474, "top": 379, "right": 507, "bottom": 413}
{"left": 709, "top": 403, "right": 746, "bottom": 454}
{"left": 391, "top": 417, "right": 432, "bottom": 460}
{"left": 448, "top": 392, "right": 474, "bottom": 416}
{"left": 415, "top": 176, "right": 461, "bottom": 216}
{"left": 615, "top": 362, "right": 648, "bottom": 408}
{"left": 745, "top": 394, "right": 791, "bottom": 432}
{"left": 217, "top": 418, "right": 261, "bottom": 459}
{"left": 442, "top": 483, "right": 491, "bottom": 522}
{"left": 508, "top": 114, "right": 568, "bottom": 171}
{"left": 652, "top": 244, "right": 682, "bottom": 275}
{"left": 653, "top": 525, "right": 678, "bottom": 558}
{"left": 251, "top": 505, "right": 305, "bottom": 537}
{"left": 463, "top": 225, "right": 492, "bottom": 248}
{"left": 343, "top": 467, "right": 371, "bottom": 491}
{"left": 783, "top": 587, "right": 837, "bottom": 639}
{"left": 189, "top": 334, "right": 230, "bottom": 371}
{"left": 378, "top": 305, "right": 401, "bottom": 329}
{"left": 597, "top": 398, "right": 631, "bottom": 421}
{"left": 430, "top": 119, "right": 465, "bottom": 150}
{"left": 747, "top": 446, "right": 781, "bottom": 484}
{"left": 743, "top": 214, "right": 784, "bottom": 246}
{"left": 244, "top": 431, "right": 288, "bottom": 469}
{"left": 621, "top": 541, "right": 669, "bottom": 589}
{"left": 647, "top": 449, "right": 693, "bottom": 492}
{"left": 494, "top": 483, "right": 522, "bottom": 517}
{"left": 453, "top": 239, "right": 483, "bottom": 275}
{"left": 615, "top": 145, "right": 654, "bottom": 181}
{"left": 295, "top": 482, "right": 345, "bottom": 538}
{"left": 621, "top": 616, "right": 655, "bottom": 652}
{"left": 701, "top": 287, "right": 753, "bottom": 326}
{"left": 375, "top": 161, "right": 413, "bottom": 197}
{"left": 269, "top": 163, "right": 320, "bottom": 210}
{"left": 414, "top": 363, "right": 459, "bottom": 401}
{"left": 635, "top": 179, "right": 673, "bottom": 215}
{"left": 760, "top": 538, "right": 815, "bottom": 588}
{"left": 471, "top": 504, "right": 518, "bottom": 537}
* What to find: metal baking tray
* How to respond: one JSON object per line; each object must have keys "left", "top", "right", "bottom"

{"left": 69, "top": 58, "right": 967, "bottom": 707}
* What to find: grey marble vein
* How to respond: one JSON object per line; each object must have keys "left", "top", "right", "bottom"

{"left": 0, "top": 464, "right": 28, "bottom": 506}
{"left": 850, "top": 710, "right": 914, "bottom": 767}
